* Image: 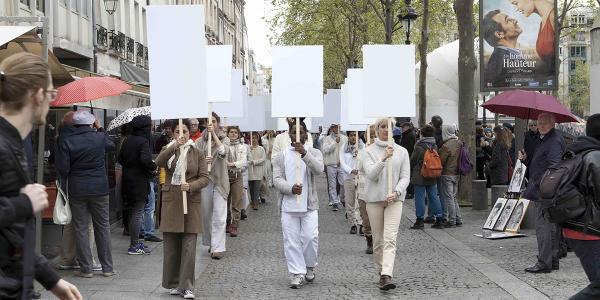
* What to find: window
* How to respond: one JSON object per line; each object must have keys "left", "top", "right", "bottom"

{"left": 570, "top": 60, "right": 587, "bottom": 72}
{"left": 570, "top": 46, "right": 586, "bottom": 58}
{"left": 575, "top": 31, "right": 585, "bottom": 42}
{"left": 570, "top": 14, "right": 586, "bottom": 25}
{"left": 82, "top": 0, "right": 88, "bottom": 17}
{"left": 36, "top": 0, "right": 45, "bottom": 12}
{"left": 20, "top": 0, "right": 30, "bottom": 6}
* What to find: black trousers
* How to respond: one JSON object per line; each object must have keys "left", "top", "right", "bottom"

{"left": 567, "top": 238, "right": 600, "bottom": 300}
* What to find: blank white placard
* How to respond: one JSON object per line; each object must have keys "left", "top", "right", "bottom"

{"left": 147, "top": 5, "right": 208, "bottom": 120}
{"left": 213, "top": 69, "right": 244, "bottom": 117}
{"left": 276, "top": 118, "right": 312, "bottom": 131}
{"left": 226, "top": 91, "right": 250, "bottom": 128}
{"left": 263, "top": 95, "right": 278, "bottom": 130}
{"left": 241, "top": 96, "right": 267, "bottom": 132}
{"left": 323, "top": 89, "right": 341, "bottom": 128}
{"left": 340, "top": 84, "right": 365, "bottom": 132}
{"left": 206, "top": 45, "right": 233, "bottom": 103}
{"left": 347, "top": 69, "right": 376, "bottom": 125}
{"left": 363, "top": 45, "right": 416, "bottom": 118}
{"left": 271, "top": 46, "right": 324, "bottom": 118}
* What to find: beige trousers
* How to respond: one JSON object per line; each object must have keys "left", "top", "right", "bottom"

{"left": 227, "top": 175, "right": 243, "bottom": 226}
{"left": 60, "top": 221, "right": 98, "bottom": 266}
{"left": 366, "top": 201, "right": 403, "bottom": 277}
{"left": 162, "top": 232, "right": 198, "bottom": 291}
{"left": 343, "top": 179, "right": 361, "bottom": 226}
{"left": 358, "top": 199, "right": 371, "bottom": 237}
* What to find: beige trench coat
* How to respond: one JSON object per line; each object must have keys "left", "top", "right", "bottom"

{"left": 156, "top": 143, "right": 209, "bottom": 234}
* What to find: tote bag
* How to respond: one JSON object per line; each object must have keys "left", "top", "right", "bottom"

{"left": 53, "top": 180, "right": 71, "bottom": 225}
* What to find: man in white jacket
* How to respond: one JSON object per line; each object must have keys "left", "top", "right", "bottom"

{"left": 321, "top": 124, "right": 347, "bottom": 211}
{"left": 271, "top": 118, "right": 314, "bottom": 160}
{"left": 339, "top": 131, "right": 363, "bottom": 234}
{"left": 273, "top": 123, "right": 324, "bottom": 289}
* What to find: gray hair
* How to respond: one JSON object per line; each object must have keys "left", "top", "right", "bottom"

{"left": 537, "top": 113, "right": 556, "bottom": 123}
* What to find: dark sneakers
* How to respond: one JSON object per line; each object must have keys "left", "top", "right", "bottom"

{"left": 525, "top": 262, "right": 552, "bottom": 273}
{"left": 350, "top": 225, "right": 357, "bottom": 234}
{"left": 432, "top": 219, "right": 445, "bottom": 229}
{"left": 410, "top": 219, "right": 424, "bottom": 229}
{"left": 424, "top": 216, "right": 435, "bottom": 224}
{"left": 379, "top": 275, "right": 396, "bottom": 290}
{"left": 144, "top": 234, "right": 163, "bottom": 242}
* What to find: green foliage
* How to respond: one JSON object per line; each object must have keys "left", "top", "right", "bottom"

{"left": 569, "top": 60, "right": 590, "bottom": 117}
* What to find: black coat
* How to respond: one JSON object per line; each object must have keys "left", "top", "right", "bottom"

{"left": 523, "top": 130, "right": 541, "bottom": 167}
{"left": 487, "top": 141, "right": 510, "bottom": 185}
{"left": 400, "top": 129, "right": 416, "bottom": 156}
{"left": 523, "top": 128, "right": 565, "bottom": 201}
{"left": 0, "top": 117, "right": 60, "bottom": 297}
{"left": 118, "top": 116, "right": 156, "bottom": 199}
{"left": 55, "top": 125, "right": 115, "bottom": 198}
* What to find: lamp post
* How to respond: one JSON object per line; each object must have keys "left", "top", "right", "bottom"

{"left": 399, "top": 0, "right": 419, "bottom": 45}
{"left": 104, "top": 0, "right": 118, "bottom": 15}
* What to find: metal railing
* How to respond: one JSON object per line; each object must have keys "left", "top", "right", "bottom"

{"left": 136, "top": 42, "right": 144, "bottom": 67}
{"left": 126, "top": 36, "right": 135, "bottom": 62}
{"left": 96, "top": 25, "right": 108, "bottom": 49}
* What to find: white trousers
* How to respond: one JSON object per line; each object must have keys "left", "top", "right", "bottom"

{"left": 343, "top": 179, "right": 362, "bottom": 226}
{"left": 201, "top": 181, "right": 228, "bottom": 253}
{"left": 326, "top": 166, "right": 345, "bottom": 204}
{"left": 241, "top": 172, "right": 250, "bottom": 210}
{"left": 367, "top": 201, "right": 403, "bottom": 277}
{"left": 281, "top": 210, "right": 319, "bottom": 275}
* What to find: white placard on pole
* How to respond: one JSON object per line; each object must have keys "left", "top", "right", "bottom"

{"left": 346, "top": 69, "right": 375, "bottom": 126}
{"left": 340, "top": 84, "right": 365, "bottom": 132}
{"left": 277, "top": 117, "right": 312, "bottom": 132}
{"left": 206, "top": 45, "right": 233, "bottom": 103}
{"left": 213, "top": 69, "right": 245, "bottom": 118}
{"left": 239, "top": 96, "right": 267, "bottom": 132}
{"left": 147, "top": 5, "right": 208, "bottom": 120}
{"left": 264, "top": 95, "right": 278, "bottom": 130}
{"left": 226, "top": 91, "right": 250, "bottom": 128}
{"left": 271, "top": 46, "right": 324, "bottom": 118}
{"left": 323, "top": 89, "right": 341, "bottom": 128}
{"left": 362, "top": 45, "right": 416, "bottom": 118}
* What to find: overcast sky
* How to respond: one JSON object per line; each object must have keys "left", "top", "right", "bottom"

{"left": 245, "top": 1, "right": 273, "bottom": 67}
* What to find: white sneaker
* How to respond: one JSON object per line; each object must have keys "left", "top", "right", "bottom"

{"left": 182, "top": 290, "right": 195, "bottom": 299}
{"left": 290, "top": 274, "right": 306, "bottom": 289}
{"left": 305, "top": 267, "right": 315, "bottom": 282}
{"left": 169, "top": 288, "right": 180, "bottom": 295}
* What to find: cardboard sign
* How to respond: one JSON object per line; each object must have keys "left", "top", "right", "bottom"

{"left": 362, "top": 45, "right": 415, "bottom": 118}
{"left": 347, "top": 69, "right": 375, "bottom": 126}
{"left": 212, "top": 69, "right": 244, "bottom": 118}
{"left": 147, "top": 5, "right": 208, "bottom": 120}
{"left": 323, "top": 89, "right": 341, "bottom": 128}
{"left": 206, "top": 45, "right": 233, "bottom": 103}
{"left": 271, "top": 46, "right": 324, "bottom": 118}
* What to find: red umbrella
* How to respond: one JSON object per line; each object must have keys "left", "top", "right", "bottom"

{"left": 50, "top": 76, "right": 132, "bottom": 106}
{"left": 481, "top": 90, "right": 579, "bottom": 123}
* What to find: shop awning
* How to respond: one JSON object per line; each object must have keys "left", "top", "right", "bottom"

{"left": 120, "top": 61, "right": 149, "bottom": 86}
{"left": 0, "top": 26, "right": 74, "bottom": 86}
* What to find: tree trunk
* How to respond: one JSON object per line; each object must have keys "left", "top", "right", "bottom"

{"left": 384, "top": 1, "right": 394, "bottom": 44}
{"left": 418, "top": 0, "right": 429, "bottom": 127}
{"left": 454, "top": 0, "right": 477, "bottom": 205}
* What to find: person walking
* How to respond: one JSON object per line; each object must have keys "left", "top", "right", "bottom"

{"left": 409, "top": 126, "right": 444, "bottom": 229}
{"left": 487, "top": 126, "right": 512, "bottom": 186}
{"left": 195, "top": 113, "right": 230, "bottom": 260}
{"left": 0, "top": 52, "right": 81, "bottom": 300}
{"left": 521, "top": 113, "right": 565, "bottom": 273}
{"left": 362, "top": 118, "right": 411, "bottom": 290}
{"left": 339, "top": 131, "right": 364, "bottom": 234}
{"left": 273, "top": 122, "right": 324, "bottom": 289}
{"left": 155, "top": 120, "right": 209, "bottom": 299}
{"left": 271, "top": 118, "right": 314, "bottom": 160}
{"left": 56, "top": 110, "right": 115, "bottom": 278}
{"left": 438, "top": 125, "right": 463, "bottom": 227}
{"left": 118, "top": 115, "right": 158, "bottom": 255}
{"left": 357, "top": 125, "right": 376, "bottom": 254}
{"left": 321, "top": 124, "right": 348, "bottom": 211}
{"left": 224, "top": 126, "right": 247, "bottom": 237}
{"left": 248, "top": 133, "right": 266, "bottom": 210}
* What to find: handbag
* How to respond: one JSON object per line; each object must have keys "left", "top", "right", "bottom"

{"left": 53, "top": 180, "right": 71, "bottom": 225}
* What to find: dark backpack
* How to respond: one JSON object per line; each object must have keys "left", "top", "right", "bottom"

{"left": 457, "top": 141, "right": 473, "bottom": 176}
{"left": 539, "top": 150, "right": 593, "bottom": 223}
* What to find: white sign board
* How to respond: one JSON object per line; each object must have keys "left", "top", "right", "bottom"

{"left": 277, "top": 118, "right": 312, "bottom": 132}
{"left": 271, "top": 46, "right": 324, "bottom": 118}
{"left": 323, "top": 89, "right": 341, "bottom": 128}
{"left": 240, "top": 96, "right": 268, "bottom": 132}
{"left": 340, "top": 84, "right": 366, "bottom": 131}
{"left": 147, "top": 5, "right": 208, "bottom": 120}
{"left": 347, "top": 69, "right": 375, "bottom": 125}
{"left": 213, "top": 69, "right": 244, "bottom": 117}
{"left": 206, "top": 45, "right": 233, "bottom": 103}
{"left": 226, "top": 91, "right": 250, "bottom": 128}
{"left": 263, "top": 95, "right": 278, "bottom": 130}
{"left": 363, "top": 45, "right": 416, "bottom": 118}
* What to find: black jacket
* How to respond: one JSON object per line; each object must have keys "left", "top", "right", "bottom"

{"left": 118, "top": 116, "right": 156, "bottom": 199}
{"left": 0, "top": 117, "right": 60, "bottom": 297}
{"left": 400, "top": 129, "right": 416, "bottom": 156}
{"left": 55, "top": 125, "right": 115, "bottom": 198}
{"left": 523, "top": 130, "right": 541, "bottom": 167}
{"left": 561, "top": 136, "right": 600, "bottom": 235}
{"left": 487, "top": 141, "right": 510, "bottom": 185}
{"left": 523, "top": 128, "right": 565, "bottom": 201}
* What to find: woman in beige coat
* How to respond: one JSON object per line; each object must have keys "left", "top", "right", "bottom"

{"left": 155, "top": 121, "right": 209, "bottom": 299}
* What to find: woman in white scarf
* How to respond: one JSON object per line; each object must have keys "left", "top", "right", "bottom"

{"left": 224, "top": 126, "right": 247, "bottom": 237}
{"left": 339, "top": 131, "right": 364, "bottom": 235}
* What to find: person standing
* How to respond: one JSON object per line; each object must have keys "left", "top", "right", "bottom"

{"left": 438, "top": 125, "right": 463, "bottom": 227}
{"left": 273, "top": 123, "right": 324, "bottom": 289}
{"left": 523, "top": 120, "right": 541, "bottom": 179}
{"left": 475, "top": 127, "right": 487, "bottom": 180}
{"left": 0, "top": 52, "right": 81, "bottom": 299}
{"left": 339, "top": 131, "right": 363, "bottom": 234}
{"left": 248, "top": 133, "right": 266, "bottom": 210}
{"left": 118, "top": 115, "right": 158, "bottom": 255}
{"left": 522, "top": 113, "right": 565, "bottom": 273}
{"left": 321, "top": 124, "right": 348, "bottom": 211}
{"left": 188, "top": 118, "right": 202, "bottom": 142}
{"left": 195, "top": 113, "right": 230, "bottom": 259}
{"left": 357, "top": 125, "right": 376, "bottom": 254}
{"left": 400, "top": 122, "right": 416, "bottom": 198}
{"left": 154, "top": 120, "right": 174, "bottom": 154}
{"left": 431, "top": 115, "right": 444, "bottom": 149}
{"left": 409, "top": 125, "right": 444, "bottom": 229}
{"left": 487, "top": 126, "right": 512, "bottom": 186}
{"left": 362, "top": 118, "right": 411, "bottom": 290}
{"left": 155, "top": 121, "right": 209, "bottom": 299}
{"left": 56, "top": 110, "right": 115, "bottom": 277}
{"left": 224, "top": 126, "right": 247, "bottom": 237}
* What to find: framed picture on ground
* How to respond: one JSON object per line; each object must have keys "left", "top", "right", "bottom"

{"left": 494, "top": 199, "right": 518, "bottom": 231}
{"left": 505, "top": 199, "right": 531, "bottom": 233}
{"left": 484, "top": 198, "right": 507, "bottom": 230}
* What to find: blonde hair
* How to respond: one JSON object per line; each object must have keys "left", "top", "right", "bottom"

{"left": 0, "top": 53, "right": 50, "bottom": 112}
{"left": 373, "top": 118, "right": 392, "bottom": 138}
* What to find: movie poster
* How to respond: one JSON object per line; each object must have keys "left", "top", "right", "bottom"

{"left": 480, "top": 0, "right": 558, "bottom": 91}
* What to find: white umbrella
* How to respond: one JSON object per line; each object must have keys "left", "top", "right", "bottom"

{"left": 107, "top": 106, "right": 151, "bottom": 131}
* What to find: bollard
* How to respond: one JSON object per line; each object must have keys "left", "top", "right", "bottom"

{"left": 472, "top": 180, "right": 488, "bottom": 210}
{"left": 520, "top": 200, "right": 536, "bottom": 230}
{"left": 490, "top": 185, "right": 508, "bottom": 211}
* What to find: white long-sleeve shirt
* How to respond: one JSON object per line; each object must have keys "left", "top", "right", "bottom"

{"left": 339, "top": 141, "right": 363, "bottom": 179}
{"left": 321, "top": 134, "right": 347, "bottom": 166}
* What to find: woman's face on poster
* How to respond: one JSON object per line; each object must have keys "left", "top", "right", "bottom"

{"left": 509, "top": 0, "right": 536, "bottom": 18}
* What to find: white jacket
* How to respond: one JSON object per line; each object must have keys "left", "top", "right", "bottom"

{"left": 321, "top": 134, "right": 347, "bottom": 166}
{"left": 271, "top": 131, "right": 314, "bottom": 160}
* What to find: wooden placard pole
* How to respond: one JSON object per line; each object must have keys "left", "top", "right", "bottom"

{"left": 335, "top": 126, "right": 340, "bottom": 165}
{"left": 207, "top": 103, "right": 213, "bottom": 172}
{"left": 296, "top": 117, "right": 301, "bottom": 204}
{"left": 179, "top": 118, "right": 188, "bottom": 215}
{"left": 354, "top": 130, "right": 359, "bottom": 187}
{"left": 387, "top": 118, "right": 393, "bottom": 197}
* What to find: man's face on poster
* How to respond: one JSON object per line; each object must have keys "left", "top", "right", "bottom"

{"left": 492, "top": 13, "right": 523, "bottom": 41}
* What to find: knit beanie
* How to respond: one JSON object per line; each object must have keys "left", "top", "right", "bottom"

{"left": 587, "top": 114, "right": 600, "bottom": 140}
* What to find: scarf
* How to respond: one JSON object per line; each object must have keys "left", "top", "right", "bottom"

{"left": 167, "top": 139, "right": 195, "bottom": 185}
{"left": 345, "top": 140, "right": 364, "bottom": 156}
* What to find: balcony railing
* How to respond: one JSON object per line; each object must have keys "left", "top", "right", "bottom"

{"left": 108, "top": 30, "right": 126, "bottom": 58}
{"left": 136, "top": 42, "right": 144, "bottom": 67}
{"left": 126, "top": 37, "right": 135, "bottom": 62}
{"left": 144, "top": 47, "right": 148, "bottom": 69}
{"left": 96, "top": 25, "right": 108, "bottom": 49}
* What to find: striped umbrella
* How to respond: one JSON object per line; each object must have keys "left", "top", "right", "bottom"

{"left": 50, "top": 76, "right": 131, "bottom": 106}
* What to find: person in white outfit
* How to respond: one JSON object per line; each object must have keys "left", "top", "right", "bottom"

{"left": 273, "top": 123, "right": 324, "bottom": 289}
{"left": 195, "top": 113, "right": 230, "bottom": 260}
{"left": 271, "top": 118, "right": 314, "bottom": 160}
{"left": 321, "top": 124, "right": 348, "bottom": 211}
{"left": 339, "top": 131, "right": 364, "bottom": 234}
{"left": 361, "top": 118, "right": 411, "bottom": 291}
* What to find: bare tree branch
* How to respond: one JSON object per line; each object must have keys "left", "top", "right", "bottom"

{"left": 367, "top": 0, "right": 386, "bottom": 24}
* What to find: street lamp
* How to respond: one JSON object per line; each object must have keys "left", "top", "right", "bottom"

{"left": 399, "top": 0, "right": 419, "bottom": 45}
{"left": 104, "top": 0, "right": 118, "bottom": 15}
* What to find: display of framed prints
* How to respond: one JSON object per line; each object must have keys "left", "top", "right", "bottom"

{"left": 484, "top": 198, "right": 507, "bottom": 230}
{"left": 508, "top": 160, "right": 527, "bottom": 193}
{"left": 493, "top": 199, "right": 518, "bottom": 231}
{"left": 505, "top": 199, "right": 531, "bottom": 233}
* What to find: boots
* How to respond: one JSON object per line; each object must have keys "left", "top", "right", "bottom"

{"left": 410, "top": 219, "right": 424, "bottom": 229}
{"left": 350, "top": 225, "right": 357, "bottom": 234}
{"left": 229, "top": 224, "right": 239, "bottom": 237}
{"left": 365, "top": 236, "right": 373, "bottom": 254}
{"left": 432, "top": 218, "right": 445, "bottom": 229}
